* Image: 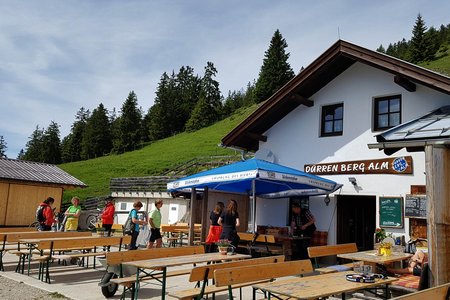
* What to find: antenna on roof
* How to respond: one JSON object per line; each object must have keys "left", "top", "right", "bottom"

{"left": 338, "top": 26, "right": 341, "bottom": 39}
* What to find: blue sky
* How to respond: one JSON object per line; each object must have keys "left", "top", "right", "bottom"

{"left": 1, "top": 1, "right": 449, "bottom": 159}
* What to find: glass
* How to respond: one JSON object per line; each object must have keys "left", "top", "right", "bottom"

{"left": 353, "top": 261, "right": 363, "bottom": 273}
{"left": 361, "top": 265, "right": 373, "bottom": 274}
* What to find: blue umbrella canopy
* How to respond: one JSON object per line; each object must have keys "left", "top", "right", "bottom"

{"left": 167, "top": 158, "right": 342, "bottom": 199}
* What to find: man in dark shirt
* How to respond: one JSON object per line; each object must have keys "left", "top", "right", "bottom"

{"left": 291, "top": 203, "right": 316, "bottom": 259}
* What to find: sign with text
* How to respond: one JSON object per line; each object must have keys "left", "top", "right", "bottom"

{"left": 379, "top": 197, "right": 404, "bottom": 228}
{"left": 304, "top": 156, "right": 413, "bottom": 175}
{"left": 405, "top": 194, "right": 427, "bottom": 219}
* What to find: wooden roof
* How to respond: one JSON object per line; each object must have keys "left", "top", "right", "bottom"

{"left": 221, "top": 39, "right": 450, "bottom": 151}
{"left": 0, "top": 158, "right": 87, "bottom": 188}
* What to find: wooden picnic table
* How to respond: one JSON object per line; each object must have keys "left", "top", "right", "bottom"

{"left": 252, "top": 270, "right": 398, "bottom": 299}
{"left": 18, "top": 235, "right": 130, "bottom": 280}
{"left": 123, "top": 252, "right": 251, "bottom": 300}
{"left": 337, "top": 250, "right": 413, "bottom": 267}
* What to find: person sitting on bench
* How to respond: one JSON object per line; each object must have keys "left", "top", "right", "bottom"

{"left": 387, "top": 250, "right": 428, "bottom": 276}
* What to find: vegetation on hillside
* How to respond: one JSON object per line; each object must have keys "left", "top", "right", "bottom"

{"left": 377, "top": 14, "right": 450, "bottom": 65}
{"left": 60, "top": 105, "right": 257, "bottom": 202}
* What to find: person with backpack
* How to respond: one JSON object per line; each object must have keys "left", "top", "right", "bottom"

{"left": 36, "top": 197, "right": 56, "bottom": 231}
{"left": 128, "top": 201, "right": 146, "bottom": 250}
{"left": 64, "top": 197, "right": 81, "bottom": 231}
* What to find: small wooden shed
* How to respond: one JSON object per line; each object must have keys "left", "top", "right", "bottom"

{"left": 0, "top": 158, "right": 86, "bottom": 226}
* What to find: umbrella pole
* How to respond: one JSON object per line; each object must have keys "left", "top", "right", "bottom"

{"left": 252, "top": 180, "right": 256, "bottom": 233}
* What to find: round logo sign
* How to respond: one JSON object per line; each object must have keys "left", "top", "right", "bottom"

{"left": 392, "top": 157, "right": 408, "bottom": 173}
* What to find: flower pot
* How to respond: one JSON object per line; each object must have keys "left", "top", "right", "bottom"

{"left": 381, "top": 247, "right": 392, "bottom": 256}
{"left": 218, "top": 246, "right": 228, "bottom": 255}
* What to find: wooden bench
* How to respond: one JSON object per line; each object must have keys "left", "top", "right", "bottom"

{"left": 31, "top": 235, "right": 131, "bottom": 283}
{"left": 1, "top": 231, "right": 92, "bottom": 272}
{"left": 390, "top": 263, "right": 429, "bottom": 297}
{"left": 213, "top": 259, "right": 314, "bottom": 299}
{"left": 107, "top": 245, "right": 204, "bottom": 298}
{"left": 238, "top": 232, "right": 283, "bottom": 257}
{"left": 307, "top": 243, "right": 358, "bottom": 274}
{"left": 392, "top": 281, "right": 450, "bottom": 299}
{"left": 169, "top": 255, "right": 286, "bottom": 299}
{"left": 0, "top": 227, "right": 37, "bottom": 232}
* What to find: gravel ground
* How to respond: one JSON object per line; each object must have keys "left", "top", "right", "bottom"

{"left": 0, "top": 275, "right": 69, "bottom": 300}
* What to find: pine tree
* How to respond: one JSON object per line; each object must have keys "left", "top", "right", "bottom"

{"left": 376, "top": 45, "right": 386, "bottom": 53}
{"left": 410, "top": 14, "right": 428, "bottom": 63}
{"left": 146, "top": 72, "right": 178, "bottom": 140}
{"left": 81, "top": 103, "right": 112, "bottom": 159}
{"left": 23, "top": 126, "right": 44, "bottom": 162}
{"left": 185, "top": 62, "right": 222, "bottom": 132}
{"left": 0, "top": 135, "right": 7, "bottom": 158}
{"left": 112, "top": 91, "right": 143, "bottom": 153}
{"left": 41, "top": 121, "right": 62, "bottom": 164}
{"left": 61, "top": 107, "right": 90, "bottom": 162}
{"left": 174, "top": 66, "right": 201, "bottom": 132}
{"left": 254, "top": 29, "right": 295, "bottom": 103}
{"left": 17, "top": 149, "right": 25, "bottom": 160}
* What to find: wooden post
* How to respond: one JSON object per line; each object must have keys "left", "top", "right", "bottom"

{"left": 201, "top": 187, "right": 209, "bottom": 242}
{"left": 188, "top": 188, "right": 197, "bottom": 246}
{"left": 425, "top": 145, "right": 450, "bottom": 286}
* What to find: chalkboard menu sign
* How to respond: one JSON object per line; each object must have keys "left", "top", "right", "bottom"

{"left": 405, "top": 194, "right": 427, "bottom": 218}
{"left": 379, "top": 197, "right": 404, "bottom": 228}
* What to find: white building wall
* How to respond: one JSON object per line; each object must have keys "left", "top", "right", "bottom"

{"left": 257, "top": 62, "right": 450, "bottom": 243}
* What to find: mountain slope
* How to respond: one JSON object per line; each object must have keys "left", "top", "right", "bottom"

{"left": 60, "top": 105, "right": 257, "bottom": 201}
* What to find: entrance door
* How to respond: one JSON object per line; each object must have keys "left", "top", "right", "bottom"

{"left": 336, "top": 195, "right": 376, "bottom": 251}
{"left": 168, "top": 204, "right": 179, "bottom": 224}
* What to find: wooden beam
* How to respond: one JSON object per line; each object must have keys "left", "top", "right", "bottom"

{"left": 246, "top": 132, "right": 267, "bottom": 142}
{"left": 201, "top": 187, "right": 209, "bottom": 242}
{"left": 425, "top": 145, "right": 450, "bottom": 286}
{"left": 188, "top": 188, "right": 196, "bottom": 246}
{"left": 394, "top": 75, "right": 416, "bottom": 92}
{"left": 289, "top": 94, "right": 314, "bottom": 107}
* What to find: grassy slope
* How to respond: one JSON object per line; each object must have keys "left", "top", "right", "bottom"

{"left": 59, "top": 52, "right": 450, "bottom": 203}
{"left": 419, "top": 54, "right": 450, "bottom": 76}
{"left": 59, "top": 105, "right": 257, "bottom": 202}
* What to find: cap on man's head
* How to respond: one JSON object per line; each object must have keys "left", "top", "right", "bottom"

{"left": 105, "top": 196, "right": 114, "bottom": 202}
{"left": 292, "top": 203, "right": 301, "bottom": 208}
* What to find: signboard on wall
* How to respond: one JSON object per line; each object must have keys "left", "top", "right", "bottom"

{"left": 405, "top": 194, "right": 427, "bottom": 219}
{"left": 379, "top": 197, "right": 404, "bottom": 228}
{"left": 304, "top": 156, "right": 413, "bottom": 175}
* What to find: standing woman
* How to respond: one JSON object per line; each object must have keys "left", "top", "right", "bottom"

{"left": 218, "top": 199, "right": 240, "bottom": 248}
{"left": 101, "top": 197, "right": 115, "bottom": 237}
{"left": 205, "top": 202, "right": 224, "bottom": 252}
{"left": 64, "top": 197, "right": 82, "bottom": 231}
{"left": 37, "top": 197, "right": 56, "bottom": 231}
{"left": 129, "top": 201, "right": 146, "bottom": 250}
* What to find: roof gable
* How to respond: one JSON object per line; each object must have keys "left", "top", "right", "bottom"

{"left": 222, "top": 40, "right": 450, "bottom": 151}
{"left": 0, "top": 158, "right": 87, "bottom": 187}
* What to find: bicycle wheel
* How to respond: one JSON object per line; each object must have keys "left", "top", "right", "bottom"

{"left": 29, "top": 221, "right": 40, "bottom": 230}
{"left": 86, "top": 214, "right": 98, "bottom": 231}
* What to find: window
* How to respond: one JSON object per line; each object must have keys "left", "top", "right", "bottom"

{"left": 374, "top": 95, "right": 401, "bottom": 131}
{"left": 321, "top": 103, "right": 343, "bottom": 137}
{"left": 120, "top": 202, "right": 127, "bottom": 210}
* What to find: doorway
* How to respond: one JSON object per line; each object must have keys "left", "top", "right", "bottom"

{"left": 336, "top": 195, "right": 376, "bottom": 251}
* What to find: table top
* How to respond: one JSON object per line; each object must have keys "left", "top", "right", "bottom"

{"left": 19, "top": 235, "right": 116, "bottom": 244}
{"left": 123, "top": 252, "right": 251, "bottom": 269}
{"left": 337, "top": 250, "right": 413, "bottom": 264}
{"left": 272, "top": 234, "right": 311, "bottom": 242}
{"left": 253, "top": 270, "right": 398, "bottom": 299}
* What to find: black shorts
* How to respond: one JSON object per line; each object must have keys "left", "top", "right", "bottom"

{"left": 149, "top": 228, "right": 162, "bottom": 242}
